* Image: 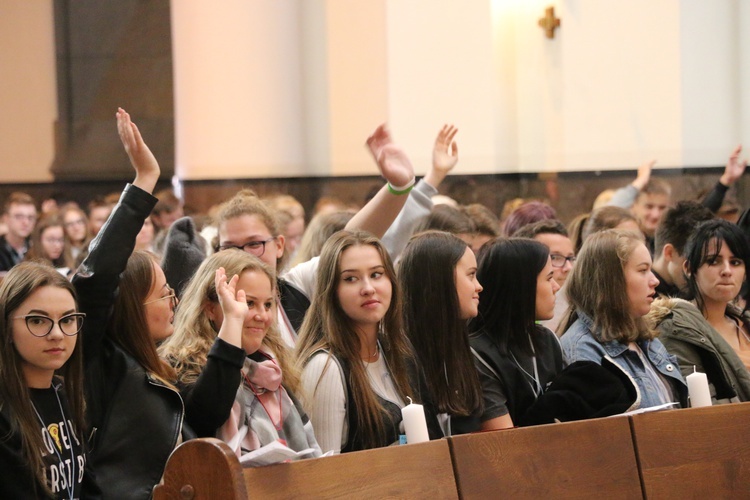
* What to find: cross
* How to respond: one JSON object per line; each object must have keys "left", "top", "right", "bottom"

{"left": 538, "top": 6, "right": 561, "bottom": 39}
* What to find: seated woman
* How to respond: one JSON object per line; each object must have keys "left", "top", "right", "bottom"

{"left": 74, "top": 108, "right": 186, "bottom": 499}
{"left": 59, "top": 203, "right": 91, "bottom": 265}
{"left": 399, "top": 231, "right": 484, "bottom": 435}
{"left": 469, "top": 238, "right": 563, "bottom": 429}
{"left": 561, "top": 230, "right": 688, "bottom": 409}
{"left": 24, "top": 215, "right": 73, "bottom": 274}
{"left": 0, "top": 262, "right": 98, "bottom": 498}
{"left": 159, "top": 250, "right": 320, "bottom": 459}
{"left": 650, "top": 219, "right": 750, "bottom": 403}
{"left": 296, "top": 230, "right": 441, "bottom": 453}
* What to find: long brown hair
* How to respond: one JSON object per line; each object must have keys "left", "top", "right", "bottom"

{"left": 109, "top": 251, "right": 176, "bottom": 384}
{"left": 0, "top": 262, "right": 86, "bottom": 495}
{"left": 159, "top": 250, "right": 301, "bottom": 393}
{"left": 400, "top": 231, "right": 482, "bottom": 416}
{"left": 295, "top": 230, "right": 414, "bottom": 449}
{"left": 25, "top": 215, "right": 72, "bottom": 269}
{"left": 564, "top": 230, "right": 656, "bottom": 342}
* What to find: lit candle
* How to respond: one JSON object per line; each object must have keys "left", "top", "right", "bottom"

{"left": 686, "top": 367, "right": 712, "bottom": 408}
{"left": 401, "top": 397, "right": 429, "bottom": 444}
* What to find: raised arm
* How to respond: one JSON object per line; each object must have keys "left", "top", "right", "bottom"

{"left": 380, "top": 124, "right": 460, "bottom": 260}
{"left": 117, "top": 107, "right": 160, "bottom": 194}
{"left": 703, "top": 145, "right": 746, "bottom": 213}
{"left": 344, "top": 124, "right": 415, "bottom": 238}
{"left": 425, "top": 124, "right": 459, "bottom": 189}
{"left": 182, "top": 268, "right": 249, "bottom": 437}
{"left": 608, "top": 159, "right": 655, "bottom": 208}
{"left": 74, "top": 109, "right": 160, "bottom": 358}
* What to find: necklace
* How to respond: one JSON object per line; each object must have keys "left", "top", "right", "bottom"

{"left": 30, "top": 383, "right": 76, "bottom": 500}
{"left": 365, "top": 344, "right": 379, "bottom": 361}
{"left": 510, "top": 335, "right": 543, "bottom": 397}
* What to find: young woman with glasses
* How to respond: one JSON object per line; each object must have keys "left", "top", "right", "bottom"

{"left": 0, "top": 262, "right": 99, "bottom": 498}
{"left": 72, "top": 108, "right": 187, "bottom": 499}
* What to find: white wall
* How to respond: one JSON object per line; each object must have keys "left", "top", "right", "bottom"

{"left": 0, "top": 0, "right": 57, "bottom": 182}
{"left": 171, "top": 0, "right": 305, "bottom": 180}
{"left": 4, "top": 1, "right": 748, "bottom": 183}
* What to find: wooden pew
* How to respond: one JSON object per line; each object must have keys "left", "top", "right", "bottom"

{"left": 154, "top": 404, "right": 749, "bottom": 499}
{"left": 630, "top": 402, "right": 750, "bottom": 497}
{"left": 448, "top": 416, "right": 642, "bottom": 499}
{"left": 154, "top": 438, "right": 458, "bottom": 499}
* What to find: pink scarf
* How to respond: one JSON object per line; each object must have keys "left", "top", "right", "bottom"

{"left": 218, "top": 353, "right": 284, "bottom": 456}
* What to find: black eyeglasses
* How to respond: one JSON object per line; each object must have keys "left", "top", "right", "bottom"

{"left": 219, "top": 238, "right": 276, "bottom": 257}
{"left": 143, "top": 286, "right": 178, "bottom": 309}
{"left": 13, "top": 313, "right": 86, "bottom": 337}
{"left": 550, "top": 254, "right": 576, "bottom": 268}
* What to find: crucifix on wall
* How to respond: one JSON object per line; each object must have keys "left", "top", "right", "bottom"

{"left": 538, "top": 6, "right": 561, "bottom": 39}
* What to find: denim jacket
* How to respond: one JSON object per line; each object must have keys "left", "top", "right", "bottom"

{"left": 561, "top": 311, "right": 688, "bottom": 409}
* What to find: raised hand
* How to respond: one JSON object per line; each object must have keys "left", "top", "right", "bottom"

{"left": 215, "top": 267, "right": 248, "bottom": 322}
{"left": 426, "top": 124, "right": 459, "bottom": 188}
{"left": 632, "top": 159, "right": 656, "bottom": 191}
{"left": 365, "top": 124, "right": 415, "bottom": 188}
{"left": 720, "top": 144, "right": 746, "bottom": 186}
{"left": 116, "top": 107, "right": 160, "bottom": 193}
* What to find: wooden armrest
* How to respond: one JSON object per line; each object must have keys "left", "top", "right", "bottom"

{"left": 153, "top": 438, "right": 247, "bottom": 500}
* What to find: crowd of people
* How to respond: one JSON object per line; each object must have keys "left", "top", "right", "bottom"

{"left": 1, "top": 108, "right": 749, "bottom": 498}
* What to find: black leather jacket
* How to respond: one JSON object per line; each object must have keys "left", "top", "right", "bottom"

{"left": 74, "top": 184, "right": 186, "bottom": 500}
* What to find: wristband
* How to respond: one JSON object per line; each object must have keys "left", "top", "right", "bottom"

{"left": 387, "top": 177, "right": 415, "bottom": 196}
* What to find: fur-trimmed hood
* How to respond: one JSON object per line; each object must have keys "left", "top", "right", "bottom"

{"left": 647, "top": 297, "right": 698, "bottom": 327}
{"left": 647, "top": 296, "right": 747, "bottom": 328}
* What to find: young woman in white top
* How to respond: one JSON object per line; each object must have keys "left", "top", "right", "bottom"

{"left": 295, "top": 230, "right": 440, "bottom": 453}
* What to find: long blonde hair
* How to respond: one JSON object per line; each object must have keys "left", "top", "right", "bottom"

{"left": 295, "top": 230, "right": 414, "bottom": 449}
{"left": 159, "top": 249, "right": 300, "bottom": 394}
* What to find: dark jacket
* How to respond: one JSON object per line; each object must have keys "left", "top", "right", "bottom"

{"left": 653, "top": 269, "right": 683, "bottom": 299}
{"left": 278, "top": 278, "right": 310, "bottom": 333}
{"left": 178, "top": 338, "right": 245, "bottom": 438}
{"left": 0, "top": 234, "right": 26, "bottom": 272}
{"left": 470, "top": 326, "right": 563, "bottom": 425}
{"left": 74, "top": 184, "right": 187, "bottom": 500}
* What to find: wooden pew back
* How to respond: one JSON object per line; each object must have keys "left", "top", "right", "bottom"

{"left": 154, "top": 438, "right": 458, "bottom": 499}
{"left": 242, "top": 439, "right": 457, "bottom": 499}
{"left": 630, "top": 402, "right": 750, "bottom": 497}
{"left": 448, "top": 416, "right": 642, "bottom": 499}
{"left": 155, "top": 404, "right": 750, "bottom": 499}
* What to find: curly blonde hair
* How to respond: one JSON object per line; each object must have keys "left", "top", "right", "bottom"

{"left": 159, "top": 249, "right": 300, "bottom": 394}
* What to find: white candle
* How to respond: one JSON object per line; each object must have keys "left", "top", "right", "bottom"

{"left": 401, "top": 397, "right": 429, "bottom": 445}
{"left": 686, "top": 367, "right": 712, "bottom": 408}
